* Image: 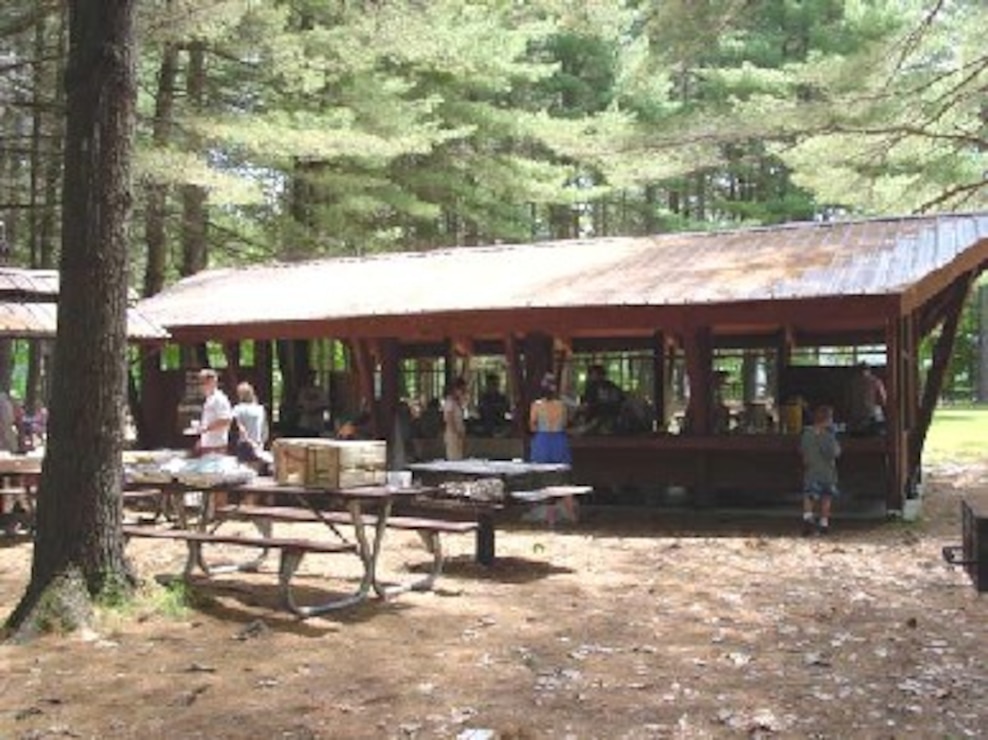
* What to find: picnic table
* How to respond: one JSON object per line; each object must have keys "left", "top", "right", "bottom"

{"left": 124, "top": 476, "right": 471, "bottom": 616}
{"left": 0, "top": 454, "right": 41, "bottom": 533}
{"left": 407, "top": 458, "right": 590, "bottom": 565}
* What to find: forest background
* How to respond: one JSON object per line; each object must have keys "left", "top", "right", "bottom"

{"left": 1, "top": 0, "right": 986, "bottom": 410}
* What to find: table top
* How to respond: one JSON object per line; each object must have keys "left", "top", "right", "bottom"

{"left": 408, "top": 458, "right": 570, "bottom": 477}
{"left": 0, "top": 454, "right": 43, "bottom": 475}
{"left": 237, "top": 476, "right": 430, "bottom": 500}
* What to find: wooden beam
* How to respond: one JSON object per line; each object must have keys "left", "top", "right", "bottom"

{"left": 885, "top": 317, "right": 904, "bottom": 510}
{"left": 504, "top": 333, "right": 526, "bottom": 437}
{"left": 652, "top": 331, "right": 667, "bottom": 430}
{"left": 352, "top": 338, "right": 377, "bottom": 437}
{"left": 158, "top": 294, "right": 900, "bottom": 346}
{"left": 683, "top": 325, "right": 713, "bottom": 436}
{"left": 254, "top": 339, "right": 273, "bottom": 408}
{"left": 910, "top": 272, "right": 974, "bottom": 477}
{"left": 378, "top": 338, "right": 401, "bottom": 451}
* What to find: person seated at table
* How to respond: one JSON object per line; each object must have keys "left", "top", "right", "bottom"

{"left": 581, "top": 364, "right": 625, "bottom": 434}
{"left": 477, "top": 373, "right": 511, "bottom": 437}
{"left": 196, "top": 368, "right": 232, "bottom": 455}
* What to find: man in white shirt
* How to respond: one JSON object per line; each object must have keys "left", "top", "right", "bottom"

{"left": 196, "top": 368, "right": 232, "bottom": 454}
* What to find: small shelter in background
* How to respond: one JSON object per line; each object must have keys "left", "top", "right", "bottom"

{"left": 0, "top": 268, "right": 167, "bottom": 340}
{"left": 136, "top": 212, "right": 988, "bottom": 513}
{"left": 0, "top": 267, "right": 169, "bottom": 441}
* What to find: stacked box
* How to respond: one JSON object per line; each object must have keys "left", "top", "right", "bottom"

{"left": 272, "top": 439, "right": 310, "bottom": 485}
{"left": 273, "top": 438, "right": 387, "bottom": 489}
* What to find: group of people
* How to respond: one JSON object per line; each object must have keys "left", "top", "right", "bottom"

{"left": 442, "top": 368, "right": 624, "bottom": 466}
{"left": 194, "top": 368, "right": 271, "bottom": 468}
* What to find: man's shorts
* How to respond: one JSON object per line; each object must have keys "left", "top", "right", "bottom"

{"left": 804, "top": 480, "right": 840, "bottom": 499}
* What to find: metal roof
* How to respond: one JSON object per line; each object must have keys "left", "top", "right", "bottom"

{"left": 0, "top": 267, "right": 59, "bottom": 300}
{"left": 138, "top": 212, "right": 988, "bottom": 335}
{"left": 0, "top": 301, "right": 170, "bottom": 340}
{"left": 0, "top": 267, "right": 168, "bottom": 340}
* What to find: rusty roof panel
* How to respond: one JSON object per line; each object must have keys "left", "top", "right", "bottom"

{"left": 0, "top": 268, "right": 59, "bottom": 299}
{"left": 138, "top": 212, "right": 988, "bottom": 331}
{"left": 0, "top": 301, "right": 168, "bottom": 340}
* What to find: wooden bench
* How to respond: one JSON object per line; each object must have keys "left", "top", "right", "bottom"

{"left": 122, "top": 525, "right": 362, "bottom": 617}
{"left": 215, "top": 504, "right": 478, "bottom": 592}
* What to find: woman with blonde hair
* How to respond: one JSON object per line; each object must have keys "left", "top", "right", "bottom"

{"left": 232, "top": 381, "right": 269, "bottom": 465}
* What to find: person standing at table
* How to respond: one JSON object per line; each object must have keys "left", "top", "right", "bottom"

{"left": 800, "top": 404, "right": 841, "bottom": 535}
{"left": 529, "top": 373, "right": 576, "bottom": 525}
{"left": 196, "top": 368, "right": 233, "bottom": 455}
{"left": 529, "top": 372, "right": 571, "bottom": 465}
{"left": 232, "top": 381, "right": 271, "bottom": 468}
{"left": 442, "top": 377, "right": 468, "bottom": 460}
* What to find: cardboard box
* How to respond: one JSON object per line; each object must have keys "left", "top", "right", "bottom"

{"left": 273, "top": 438, "right": 387, "bottom": 488}
{"left": 272, "top": 438, "right": 310, "bottom": 485}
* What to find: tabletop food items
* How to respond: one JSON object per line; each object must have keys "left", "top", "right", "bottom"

{"left": 123, "top": 450, "right": 256, "bottom": 488}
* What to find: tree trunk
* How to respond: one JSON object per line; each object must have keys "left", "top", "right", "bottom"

{"left": 143, "top": 38, "right": 179, "bottom": 297}
{"left": 180, "top": 41, "right": 207, "bottom": 277}
{"left": 7, "top": 0, "right": 138, "bottom": 637}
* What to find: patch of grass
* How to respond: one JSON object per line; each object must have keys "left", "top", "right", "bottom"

{"left": 923, "top": 405, "right": 988, "bottom": 464}
{"left": 98, "top": 578, "right": 194, "bottom": 628}
{"left": 147, "top": 578, "right": 195, "bottom": 619}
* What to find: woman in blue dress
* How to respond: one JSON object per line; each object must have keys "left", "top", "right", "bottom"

{"left": 529, "top": 373, "right": 571, "bottom": 465}
{"left": 528, "top": 373, "right": 575, "bottom": 524}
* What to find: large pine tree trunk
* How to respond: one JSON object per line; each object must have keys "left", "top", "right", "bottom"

{"left": 7, "top": 0, "right": 137, "bottom": 636}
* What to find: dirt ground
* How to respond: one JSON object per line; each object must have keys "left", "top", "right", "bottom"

{"left": 1, "top": 468, "right": 987, "bottom": 739}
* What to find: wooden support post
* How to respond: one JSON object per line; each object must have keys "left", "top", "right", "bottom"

{"left": 137, "top": 346, "right": 163, "bottom": 448}
{"left": 221, "top": 341, "right": 241, "bottom": 392}
{"left": 254, "top": 339, "right": 273, "bottom": 408}
{"left": 443, "top": 338, "right": 455, "bottom": 391}
{"left": 523, "top": 332, "right": 553, "bottom": 406}
{"left": 683, "top": 326, "right": 713, "bottom": 436}
{"left": 885, "top": 316, "right": 906, "bottom": 511}
{"left": 505, "top": 334, "right": 526, "bottom": 437}
{"left": 378, "top": 337, "right": 401, "bottom": 448}
{"left": 910, "top": 273, "right": 974, "bottom": 476}
{"left": 652, "top": 331, "right": 667, "bottom": 431}
{"left": 774, "top": 327, "right": 792, "bottom": 405}
{"left": 352, "top": 338, "right": 377, "bottom": 437}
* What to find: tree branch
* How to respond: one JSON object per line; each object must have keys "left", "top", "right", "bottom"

{"left": 916, "top": 179, "right": 987, "bottom": 214}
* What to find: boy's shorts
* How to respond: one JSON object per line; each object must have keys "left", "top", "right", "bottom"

{"left": 804, "top": 480, "right": 839, "bottom": 499}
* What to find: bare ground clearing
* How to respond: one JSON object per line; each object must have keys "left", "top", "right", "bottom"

{"left": 1, "top": 467, "right": 987, "bottom": 739}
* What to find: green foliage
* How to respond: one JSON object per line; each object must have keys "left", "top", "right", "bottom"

{"left": 924, "top": 405, "right": 988, "bottom": 463}
{"left": 3, "top": 0, "right": 986, "bottom": 265}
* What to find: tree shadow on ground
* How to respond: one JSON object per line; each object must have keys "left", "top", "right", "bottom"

{"left": 433, "top": 554, "right": 574, "bottom": 584}
{"left": 507, "top": 509, "right": 907, "bottom": 543}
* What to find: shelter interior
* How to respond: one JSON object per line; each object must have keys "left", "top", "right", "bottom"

{"left": 136, "top": 270, "right": 974, "bottom": 514}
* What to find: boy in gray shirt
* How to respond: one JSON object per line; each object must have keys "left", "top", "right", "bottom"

{"left": 800, "top": 405, "right": 840, "bottom": 535}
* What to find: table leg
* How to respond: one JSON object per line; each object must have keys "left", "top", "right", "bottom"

{"left": 476, "top": 510, "right": 496, "bottom": 566}
{"left": 346, "top": 498, "right": 389, "bottom": 601}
